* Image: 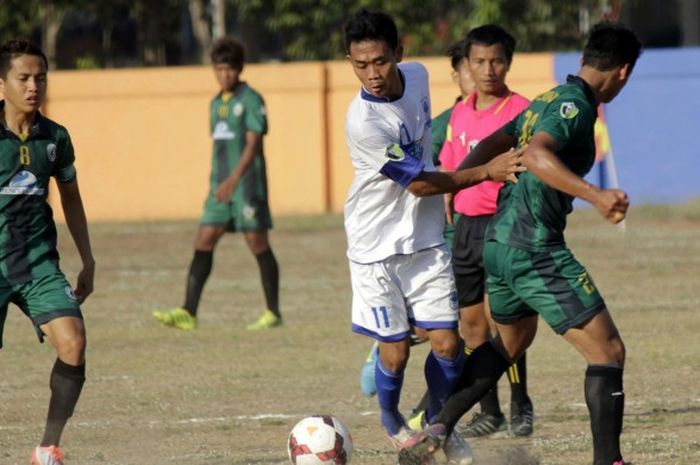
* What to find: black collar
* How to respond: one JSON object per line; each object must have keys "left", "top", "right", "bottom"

{"left": 0, "top": 100, "right": 51, "bottom": 139}
{"left": 566, "top": 75, "right": 598, "bottom": 108}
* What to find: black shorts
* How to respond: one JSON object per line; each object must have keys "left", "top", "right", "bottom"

{"left": 451, "top": 214, "right": 493, "bottom": 308}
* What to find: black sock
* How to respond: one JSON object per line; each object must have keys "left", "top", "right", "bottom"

{"left": 585, "top": 365, "right": 624, "bottom": 465}
{"left": 509, "top": 352, "right": 529, "bottom": 405}
{"left": 183, "top": 250, "right": 213, "bottom": 316}
{"left": 433, "top": 342, "right": 510, "bottom": 433}
{"left": 479, "top": 386, "right": 502, "bottom": 416}
{"left": 413, "top": 391, "right": 430, "bottom": 416}
{"left": 255, "top": 248, "right": 280, "bottom": 318}
{"left": 41, "top": 359, "right": 86, "bottom": 446}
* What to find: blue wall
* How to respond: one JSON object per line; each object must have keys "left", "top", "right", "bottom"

{"left": 555, "top": 48, "right": 700, "bottom": 204}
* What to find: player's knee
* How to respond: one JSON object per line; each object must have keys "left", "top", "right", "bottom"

{"left": 55, "top": 330, "right": 86, "bottom": 364}
{"left": 428, "top": 333, "right": 461, "bottom": 359}
{"left": 608, "top": 336, "right": 626, "bottom": 365}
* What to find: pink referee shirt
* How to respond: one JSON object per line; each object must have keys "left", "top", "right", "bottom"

{"left": 439, "top": 89, "right": 530, "bottom": 216}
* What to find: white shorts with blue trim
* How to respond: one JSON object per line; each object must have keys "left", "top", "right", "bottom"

{"left": 349, "top": 245, "right": 459, "bottom": 342}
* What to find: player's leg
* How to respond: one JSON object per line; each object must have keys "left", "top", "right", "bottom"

{"left": 20, "top": 274, "right": 85, "bottom": 464}
{"left": 452, "top": 215, "right": 507, "bottom": 437}
{"left": 562, "top": 308, "right": 625, "bottom": 465}
{"left": 348, "top": 256, "right": 413, "bottom": 447}
{"left": 153, "top": 225, "right": 224, "bottom": 329}
{"left": 484, "top": 296, "right": 534, "bottom": 436}
{"left": 457, "top": 301, "right": 507, "bottom": 437}
{"left": 522, "top": 247, "right": 624, "bottom": 465}
{"left": 38, "top": 317, "right": 86, "bottom": 447}
{"left": 376, "top": 338, "right": 413, "bottom": 445}
{"left": 243, "top": 230, "right": 281, "bottom": 329}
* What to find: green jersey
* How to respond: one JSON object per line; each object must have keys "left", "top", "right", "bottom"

{"left": 431, "top": 105, "right": 454, "bottom": 166}
{"left": 0, "top": 102, "right": 76, "bottom": 284}
{"left": 486, "top": 75, "right": 598, "bottom": 251}
{"left": 209, "top": 83, "right": 268, "bottom": 200}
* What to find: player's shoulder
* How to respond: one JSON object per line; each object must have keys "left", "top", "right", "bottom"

{"left": 399, "top": 62, "right": 429, "bottom": 83}
{"left": 37, "top": 114, "right": 71, "bottom": 141}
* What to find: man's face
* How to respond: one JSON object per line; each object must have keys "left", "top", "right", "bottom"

{"left": 213, "top": 63, "right": 241, "bottom": 92}
{"left": 347, "top": 39, "right": 403, "bottom": 99}
{"left": 452, "top": 58, "right": 475, "bottom": 99}
{"left": 467, "top": 43, "right": 510, "bottom": 96}
{"left": 0, "top": 54, "right": 47, "bottom": 114}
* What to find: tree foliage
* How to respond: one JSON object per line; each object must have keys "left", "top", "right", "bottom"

{"left": 0, "top": 0, "right": 634, "bottom": 68}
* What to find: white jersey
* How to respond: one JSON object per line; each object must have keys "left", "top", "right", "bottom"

{"left": 344, "top": 62, "right": 445, "bottom": 264}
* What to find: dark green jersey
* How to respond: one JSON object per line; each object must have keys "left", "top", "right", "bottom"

{"left": 431, "top": 105, "right": 454, "bottom": 166}
{"left": 209, "top": 83, "right": 268, "bottom": 200}
{"left": 486, "top": 76, "right": 598, "bottom": 251}
{"left": 0, "top": 102, "right": 76, "bottom": 284}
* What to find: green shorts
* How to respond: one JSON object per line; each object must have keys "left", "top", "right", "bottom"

{"left": 0, "top": 272, "right": 83, "bottom": 348}
{"left": 483, "top": 241, "right": 606, "bottom": 334}
{"left": 200, "top": 193, "right": 272, "bottom": 232}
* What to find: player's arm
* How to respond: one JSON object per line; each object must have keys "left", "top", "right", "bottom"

{"left": 456, "top": 127, "right": 519, "bottom": 170}
{"left": 523, "top": 131, "right": 628, "bottom": 224}
{"left": 215, "top": 130, "right": 262, "bottom": 202}
{"left": 57, "top": 177, "right": 95, "bottom": 303}
{"left": 406, "top": 145, "right": 525, "bottom": 197}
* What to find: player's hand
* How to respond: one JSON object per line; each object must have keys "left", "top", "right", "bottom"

{"left": 215, "top": 178, "right": 237, "bottom": 203}
{"left": 444, "top": 193, "right": 454, "bottom": 224}
{"left": 594, "top": 188, "right": 629, "bottom": 224}
{"left": 74, "top": 261, "right": 95, "bottom": 304}
{"left": 485, "top": 146, "right": 527, "bottom": 183}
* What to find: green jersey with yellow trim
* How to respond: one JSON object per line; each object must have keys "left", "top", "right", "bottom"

{"left": 209, "top": 83, "right": 269, "bottom": 202}
{"left": 0, "top": 101, "right": 76, "bottom": 284}
{"left": 486, "top": 75, "right": 598, "bottom": 252}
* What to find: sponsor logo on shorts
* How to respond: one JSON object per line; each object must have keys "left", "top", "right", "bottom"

{"left": 0, "top": 170, "right": 45, "bottom": 195}
{"left": 64, "top": 285, "right": 78, "bottom": 301}
{"left": 449, "top": 290, "right": 459, "bottom": 310}
{"left": 46, "top": 143, "right": 57, "bottom": 162}
{"left": 212, "top": 121, "right": 235, "bottom": 140}
{"left": 560, "top": 102, "right": 579, "bottom": 119}
{"left": 243, "top": 205, "right": 255, "bottom": 220}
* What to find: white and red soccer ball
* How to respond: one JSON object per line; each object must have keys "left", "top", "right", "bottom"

{"left": 287, "top": 415, "right": 353, "bottom": 465}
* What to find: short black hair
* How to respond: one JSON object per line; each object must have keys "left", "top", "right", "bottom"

{"left": 210, "top": 37, "right": 245, "bottom": 70}
{"left": 464, "top": 24, "right": 516, "bottom": 64}
{"left": 583, "top": 22, "right": 642, "bottom": 72}
{"left": 0, "top": 39, "right": 48, "bottom": 78}
{"left": 446, "top": 39, "right": 467, "bottom": 70}
{"left": 344, "top": 9, "right": 399, "bottom": 53}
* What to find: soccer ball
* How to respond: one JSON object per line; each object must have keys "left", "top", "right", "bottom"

{"left": 287, "top": 415, "right": 353, "bottom": 465}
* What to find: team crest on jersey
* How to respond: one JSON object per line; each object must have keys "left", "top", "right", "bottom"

{"left": 386, "top": 143, "right": 405, "bottom": 161}
{"left": 560, "top": 102, "right": 579, "bottom": 119}
{"left": 233, "top": 103, "right": 244, "bottom": 117}
{"left": 46, "top": 143, "right": 57, "bottom": 162}
{"left": 0, "top": 170, "right": 45, "bottom": 196}
{"left": 212, "top": 121, "right": 235, "bottom": 140}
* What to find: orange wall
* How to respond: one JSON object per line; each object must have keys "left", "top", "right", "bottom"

{"left": 41, "top": 54, "right": 556, "bottom": 221}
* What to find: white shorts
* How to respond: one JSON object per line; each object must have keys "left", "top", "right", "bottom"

{"left": 349, "top": 245, "right": 459, "bottom": 342}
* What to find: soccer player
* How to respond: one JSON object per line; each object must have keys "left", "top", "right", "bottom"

{"left": 358, "top": 41, "right": 475, "bottom": 399}
{"left": 398, "top": 22, "right": 642, "bottom": 465}
{"left": 153, "top": 37, "right": 281, "bottom": 331}
{"left": 343, "top": 9, "right": 524, "bottom": 463}
{"left": 439, "top": 25, "right": 534, "bottom": 438}
{"left": 0, "top": 39, "right": 95, "bottom": 465}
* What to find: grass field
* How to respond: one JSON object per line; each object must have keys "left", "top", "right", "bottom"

{"left": 1, "top": 202, "right": 699, "bottom": 465}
